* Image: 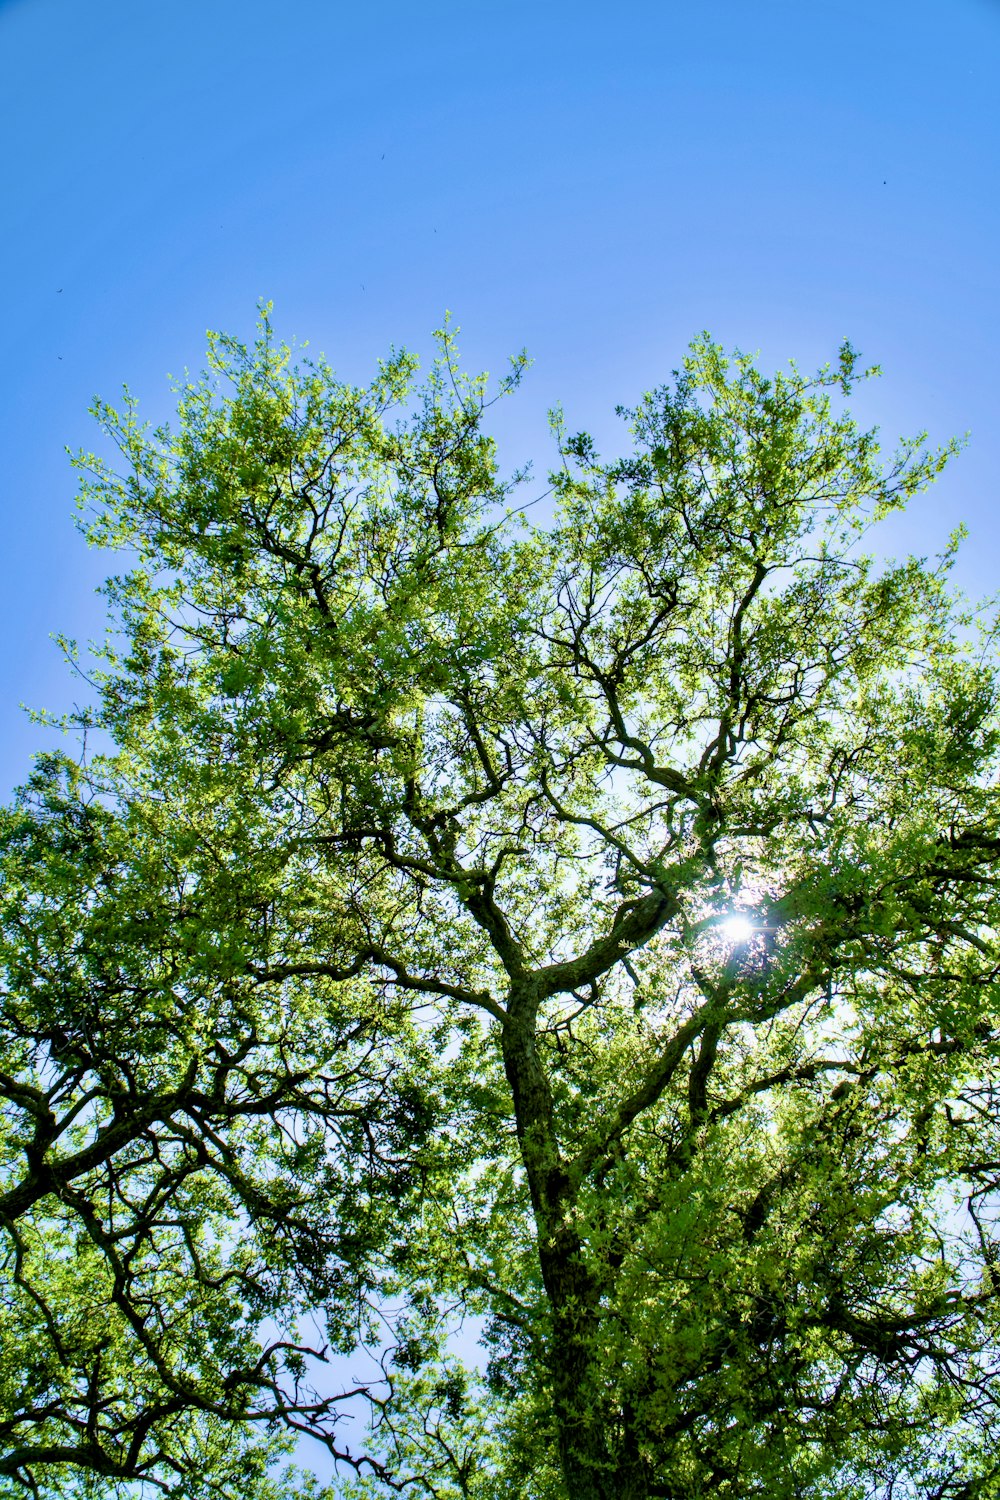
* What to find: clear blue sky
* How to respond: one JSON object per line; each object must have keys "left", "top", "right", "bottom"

{"left": 2, "top": 0, "right": 997, "bottom": 793}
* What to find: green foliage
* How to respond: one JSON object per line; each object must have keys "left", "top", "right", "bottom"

{"left": 2, "top": 312, "right": 999, "bottom": 1498}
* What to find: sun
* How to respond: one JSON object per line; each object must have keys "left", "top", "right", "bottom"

{"left": 719, "top": 913, "right": 755, "bottom": 945}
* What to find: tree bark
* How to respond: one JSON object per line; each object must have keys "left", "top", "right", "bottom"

{"left": 501, "top": 995, "right": 648, "bottom": 1500}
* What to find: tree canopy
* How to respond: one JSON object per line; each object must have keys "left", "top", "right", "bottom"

{"left": 2, "top": 317, "right": 999, "bottom": 1500}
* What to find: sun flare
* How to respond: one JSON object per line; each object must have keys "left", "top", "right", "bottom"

{"left": 720, "top": 913, "right": 756, "bottom": 944}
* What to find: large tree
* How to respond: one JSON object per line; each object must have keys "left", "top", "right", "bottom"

{"left": 2, "top": 318, "right": 999, "bottom": 1499}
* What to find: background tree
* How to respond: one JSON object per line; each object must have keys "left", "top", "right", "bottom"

{"left": 3, "top": 317, "right": 1000, "bottom": 1498}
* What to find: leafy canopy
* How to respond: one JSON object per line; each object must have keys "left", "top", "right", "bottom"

{"left": 2, "top": 313, "right": 999, "bottom": 1500}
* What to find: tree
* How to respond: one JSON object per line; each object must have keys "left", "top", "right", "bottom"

{"left": 2, "top": 315, "right": 1000, "bottom": 1499}
{"left": 0, "top": 752, "right": 451, "bottom": 1497}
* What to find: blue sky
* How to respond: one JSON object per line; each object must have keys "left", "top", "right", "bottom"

{"left": 1, "top": 0, "right": 997, "bottom": 793}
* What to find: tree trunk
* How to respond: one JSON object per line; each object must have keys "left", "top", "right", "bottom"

{"left": 501, "top": 1000, "right": 649, "bottom": 1500}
